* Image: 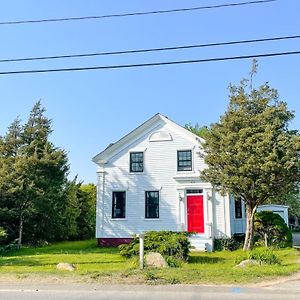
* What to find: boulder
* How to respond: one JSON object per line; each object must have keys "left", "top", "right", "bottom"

{"left": 56, "top": 262, "right": 76, "bottom": 271}
{"left": 145, "top": 252, "right": 168, "bottom": 268}
{"left": 236, "top": 259, "right": 260, "bottom": 268}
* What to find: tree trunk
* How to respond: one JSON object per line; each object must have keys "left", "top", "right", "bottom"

{"left": 18, "top": 213, "right": 23, "bottom": 248}
{"left": 264, "top": 233, "right": 268, "bottom": 247}
{"left": 243, "top": 203, "right": 257, "bottom": 251}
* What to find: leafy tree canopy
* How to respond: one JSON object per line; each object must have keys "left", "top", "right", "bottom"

{"left": 202, "top": 62, "right": 300, "bottom": 250}
{"left": 184, "top": 123, "right": 209, "bottom": 139}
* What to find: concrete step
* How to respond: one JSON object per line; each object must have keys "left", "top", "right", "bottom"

{"left": 189, "top": 235, "right": 213, "bottom": 252}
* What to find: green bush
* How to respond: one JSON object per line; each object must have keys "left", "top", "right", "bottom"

{"left": 166, "top": 256, "right": 183, "bottom": 268}
{"left": 0, "top": 227, "right": 7, "bottom": 244}
{"left": 214, "top": 235, "right": 243, "bottom": 251}
{"left": 254, "top": 211, "right": 292, "bottom": 248}
{"left": 235, "top": 248, "right": 281, "bottom": 265}
{"left": 0, "top": 239, "right": 19, "bottom": 256}
{"left": 119, "top": 231, "right": 190, "bottom": 260}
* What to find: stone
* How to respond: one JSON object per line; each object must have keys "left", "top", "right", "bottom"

{"left": 56, "top": 262, "right": 76, "bottom": 271}
{"left": 145, "top": 252, "right": 168, "bottom": 268}
{"left": 236, "top": 259, "right": 260, "bottom": 268}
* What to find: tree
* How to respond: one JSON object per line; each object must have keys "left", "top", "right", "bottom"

{"left": 61, "top": 180, "right": 96, "bottom": 240}
{"left": 254, "top": 211, "right": 292, "bottom": 247}
{"left": 77, "top": 183, "right": 96, "bottom": 239}
{"left": 201, "top": 64, "right": 300, "bottom": 250}
{"left": 184, "top": 123, "right": 209, "bottom": 139}
{"left": 0, "top": 102, "right": 69, "bottom": 246}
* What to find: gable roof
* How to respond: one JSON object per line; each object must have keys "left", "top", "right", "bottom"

{"left": 92, "top": 113, "right": 204, "bottom": 164}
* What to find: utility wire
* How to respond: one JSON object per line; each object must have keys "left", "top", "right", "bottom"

{"left": 0, "top": 34, "right": 298, "bottom": 63}
{"left": 0, "top": 0, "right": 276, "bottom": 25}
{"left": 0, "top": 50, "right": 299, "bottom": 75}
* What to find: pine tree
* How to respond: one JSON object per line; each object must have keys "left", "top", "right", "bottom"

{"left": 0, "top": 102, "right": 70, "bottom": 246}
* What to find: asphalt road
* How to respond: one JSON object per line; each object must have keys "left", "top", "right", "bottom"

{"left": 0, "top": 283, "right": 300, "bottom": 300}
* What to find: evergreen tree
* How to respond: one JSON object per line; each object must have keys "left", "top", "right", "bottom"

{"left": 184, "top": 123, "right": 209, "bottom": 139}
{"left": 0, "top": 102, "right": 69, "bottom": 245}
{"left": 202, "top": 65, "right": 300, "bottom": 250}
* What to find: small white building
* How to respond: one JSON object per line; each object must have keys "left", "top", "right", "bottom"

{"left": 92, "top": 113, "right": 289, "bottom": 251}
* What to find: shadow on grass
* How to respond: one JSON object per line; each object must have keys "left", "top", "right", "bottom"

{"left": 0, "top": 259, "right": 126, "bottom": 267}
{"left": 188, "top": 256, "right": 225, "bottom": 264}
{"left": 6, "top": 246, "right": 119, "bottom": 257}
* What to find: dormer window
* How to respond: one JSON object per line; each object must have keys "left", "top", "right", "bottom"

{"left": 177, "top": 150, "right": 192, "bottom": 171}
{"left": 130, "top": 152, "right": 144, "bottom": 173}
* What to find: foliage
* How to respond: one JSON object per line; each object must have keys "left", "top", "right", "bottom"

{"left": 61, "top": 180, "right": 96, "bottom": 240}
{"left": 119, "top": 231, "right": 190, "bottom": 260}
{"left": 0, "top": 102, "right": 96, "bottom": 246}
{"left": 266, "top": 190, "right": 300, "bottom": 222}
{"left": 235, "top": 248, "right": 281, "bottom": 265}
{"left": 214, "top": 235, "right": 243, "bottom": 251}
{"left": 0, "top": 227, "right": 7, "bottom": 244}
{"left": 0, "top": 102, "right": 70, "bottom": 245}
{"left": 184, "top": 123, "right": 209, "bottom": 139}
{"left": 254, "top": 211, "right": 292, "bottom": 248}
{"left": 0, "top": 239, "right": 19, "bottom": 256}
{"left": 201, "top": 62, "right": 300, "bottom": 250}
{"left": 76, "top": 183, "right": 97, "bottom": 239}
{"left": 165, "top": 256, "right": 183, "bottom": 268}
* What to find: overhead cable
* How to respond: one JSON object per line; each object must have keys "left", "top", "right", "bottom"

{"left": 0, "top": 50, "right": 298, "bottom": 75}
{"left": 0, "top": 0, "right": 276, "bottom": 25}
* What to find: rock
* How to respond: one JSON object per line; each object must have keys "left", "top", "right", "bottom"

{"left": 145, "top": 252, "right": 168, "bottom": 268}
{"left": 56, "top": 262, "right": 76, "bottom": 271}
{"left": 236, "top": 259, "right": 260, "bottom": 268}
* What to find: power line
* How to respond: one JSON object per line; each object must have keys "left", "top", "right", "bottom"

{"left": 0, "top": 0, "right": 276, "bottom": 25}
{"left": 0, "top": 34, "right": 298, "bottom": 63}
{"left": 0, "top": 50, "right": 299, "bottom": 75}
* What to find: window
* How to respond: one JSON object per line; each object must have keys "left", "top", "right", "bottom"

{"left": 177, "top": 150, "right": 192, "bottom": 171}
{"left": 186, "top": 189, "right": 203, "bottom": 194}
{"left": 112, "top": 192, "right": 126, "bottom": 218}
{"left": 130, "top": 152, "right": 143, "bottom": 173}
{"left": 145, "top": 191, "right": 159, "bottom": 219}
{"left": 235, "top": 197, "right": 243, "bottom": 219}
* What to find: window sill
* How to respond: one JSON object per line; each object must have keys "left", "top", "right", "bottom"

{"left": 110, "top": 218, "right": 127, "bottom": 221}
{"left": 129, "top": 172, "right": 145, "bottom": 175}
{"left": 176, "top": 171, "right": 195, "bottom": 175}
{"left": 144, "top": 218, "right": 160, "bottom": 221}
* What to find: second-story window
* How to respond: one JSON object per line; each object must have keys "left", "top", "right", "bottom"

{"left": 177, "top": 150, "right": 192, "bottom": 171}
{"left": 130, "top": 152, "right": 144, "bottom": 173}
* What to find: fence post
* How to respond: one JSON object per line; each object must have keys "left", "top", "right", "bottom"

{"left": 138, "top": 233, "right": 145, "bottom": 269}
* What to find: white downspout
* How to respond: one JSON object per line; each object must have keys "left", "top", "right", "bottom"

{"left": 96, "top": 167, "right": 106, "bottom": 239}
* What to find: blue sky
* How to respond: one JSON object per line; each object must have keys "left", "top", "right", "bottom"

{"left": 0, "top": 0, "right": 299, "bottom": 183}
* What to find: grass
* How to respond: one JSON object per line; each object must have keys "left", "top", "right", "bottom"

{"left": 0, "top": 239, "right": 299, "bottom": 284}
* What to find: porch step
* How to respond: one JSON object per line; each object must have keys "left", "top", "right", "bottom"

{"left": 189, "top": 235, "right": 213, "bottom": 252}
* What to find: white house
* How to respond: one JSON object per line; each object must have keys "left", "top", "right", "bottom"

{"left": 93, "top": 113, "right": 246, "bottom": 251}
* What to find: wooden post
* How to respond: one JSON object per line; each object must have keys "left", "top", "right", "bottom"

{"left": 139, "top": 234, "right": 145, "bottom": 269}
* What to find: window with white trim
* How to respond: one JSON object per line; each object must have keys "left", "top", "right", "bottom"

{"left": 145, "top": 191, "right": 159, "bottom": 219}
{"left": 177, "top": 150, "right": 192, "bottom": 171}
{"left": 112, "top": 191, "right": 126, "bottom": 218}
{"left": 130, "top": 152, "right": 144, "bottom": 173}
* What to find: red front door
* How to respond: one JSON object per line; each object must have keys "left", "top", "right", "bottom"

{"left": 187, "top": 195, "right": 204, "bottom": 233}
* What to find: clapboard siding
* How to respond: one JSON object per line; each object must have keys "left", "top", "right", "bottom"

{"left": 94, "top": 114, "right": 231, "bottom": 243}
{"left": 101, "top": 121, "right": 201, "bottom": 237}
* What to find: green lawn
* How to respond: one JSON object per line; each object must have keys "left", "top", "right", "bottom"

{"left": 0, "top": 239, "right": 299, "bottom": 284}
